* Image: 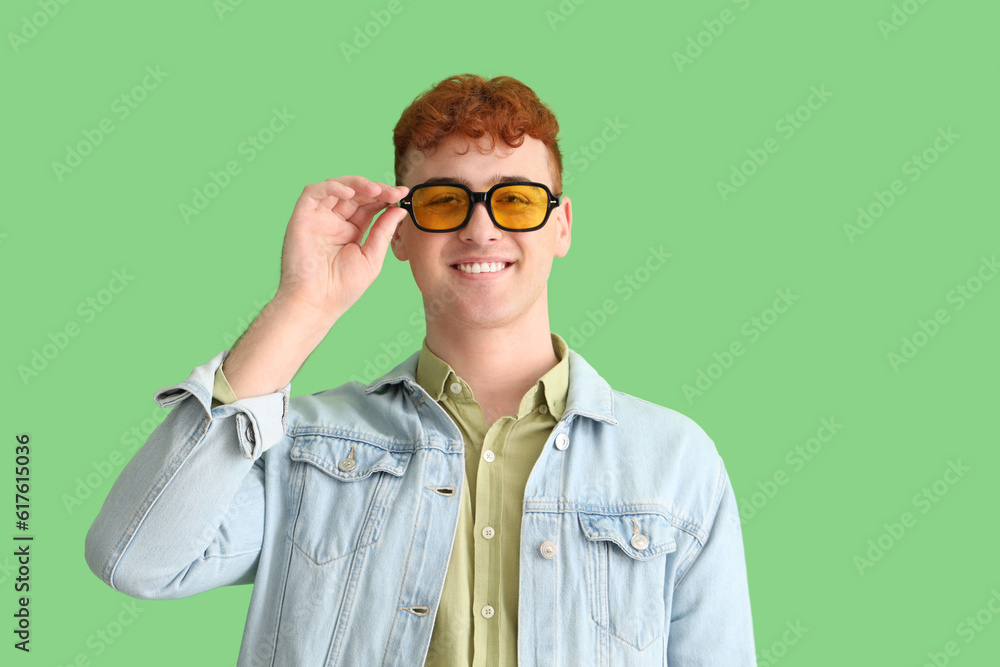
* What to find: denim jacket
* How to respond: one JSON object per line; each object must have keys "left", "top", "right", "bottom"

{"left": 86, "top": 346, "right": 756, "bottom": 666}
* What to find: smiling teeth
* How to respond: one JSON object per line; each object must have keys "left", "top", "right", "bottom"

{"left": 456, "top": 262, "right": 507, "bottom": 274}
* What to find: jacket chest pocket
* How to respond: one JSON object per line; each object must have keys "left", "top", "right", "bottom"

{"left": 288, "top": 435, "right": 410, "bottom": 566}
{"left": 579, "top": 512, "right": 677, "bottom": 652}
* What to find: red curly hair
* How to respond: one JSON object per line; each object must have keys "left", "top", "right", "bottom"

{"left": 393, "top": 74, "right": 563, "bottom": 193}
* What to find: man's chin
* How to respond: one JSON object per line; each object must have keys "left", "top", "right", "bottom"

{"left": 425, "top": 299, "right": 518, "bottom": 330}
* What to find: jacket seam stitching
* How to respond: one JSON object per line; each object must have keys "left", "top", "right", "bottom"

{"left": 382, "top": 456, "right": 423, "bottom": 665}
{"left": 672, "top": 455, "right": 726, "bottom": 589}
{"left": 106, "top": 411, "right": 210, "bottom": 590}
{"left": 268, "top": 458, "right": 304, "bottom": 666}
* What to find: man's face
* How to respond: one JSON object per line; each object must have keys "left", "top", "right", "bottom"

{"left": 391, "top": 134, "right": 572, "bottom": 331}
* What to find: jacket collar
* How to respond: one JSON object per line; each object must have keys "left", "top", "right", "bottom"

{"left": 365, "top": 346, "right": 618, "bottom": 426}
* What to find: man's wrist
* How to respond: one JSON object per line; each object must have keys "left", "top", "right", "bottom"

{"left": 223, "top": 298, "right": 334, "bottom": 400}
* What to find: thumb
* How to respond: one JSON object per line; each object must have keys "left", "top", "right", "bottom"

{"left": 360, "top": 205, "right": 409, "bottom": 265}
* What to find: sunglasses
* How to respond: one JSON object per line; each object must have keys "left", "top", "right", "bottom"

{"left": 397, "top": 181, "right": 561, "bottom": 233}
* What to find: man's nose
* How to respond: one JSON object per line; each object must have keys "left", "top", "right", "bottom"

{"left": 459, "top": 201, "right": 502, "bottom": 243}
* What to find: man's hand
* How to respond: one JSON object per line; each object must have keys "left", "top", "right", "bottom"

{"left": 221, "top": 177, "right": 410, "bottom": 400}
{"left": 274, "top": 177, "right": 410, "bottom": 325}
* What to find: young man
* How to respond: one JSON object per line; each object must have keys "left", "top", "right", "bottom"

{"left": 86, "top": 74, "right": 756, "bottom": 665}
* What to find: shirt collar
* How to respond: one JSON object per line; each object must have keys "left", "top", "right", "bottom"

{"left": 368, "top": 333, "right": 616, "bottom": 426}
{"left": 414, "top": 333, "right": 570, "bottom": 420}
{"left": 537, "top": 333, "right": 569, "bottom": 419}
{"left": 414, "top": 338, "right": 454, "bottom": 404}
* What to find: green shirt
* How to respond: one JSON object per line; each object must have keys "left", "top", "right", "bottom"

{"left": 417, "top": 334, "right": 568, "bottom": 666}
{"left": 211, "top": 333, "right": 570, "bottom": 666}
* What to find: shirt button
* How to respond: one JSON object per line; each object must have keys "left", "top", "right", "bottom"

{"left": 538, "top": 404, "right": 548, "bottom": 415}
{"left": 540, "top": 541, "right": 557, "bottom": 559}
{"left": 481, "top": 605, "right": 495, "bottom": 619}
{"left": 450, "top": 382, "right": 463, "bottom": 395}
{"left": 554, "top": 433, "right": 569, "bottom": 450}
{"left": 483, "top": 449, "right": 495, "bottom": 462}
{"left": 245, "top": 425, "right": 256, "bottom": 444}
{"left": 482, "top": 526, "right": 495, "bottom": 539}
{"left": 631, "top": 533, "right": 650, "bottom": 550}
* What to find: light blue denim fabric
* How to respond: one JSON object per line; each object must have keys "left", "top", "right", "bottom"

{"left": 86, "top": 345, "right": 756, "bottom": 666}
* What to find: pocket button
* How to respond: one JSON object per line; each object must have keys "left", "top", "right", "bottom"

{"left": 631, "top": 533, "right": 650, "bottom": 550}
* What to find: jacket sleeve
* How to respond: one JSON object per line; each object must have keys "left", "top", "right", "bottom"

{"left": 84, "top": 349, "right": 290, "bottom": 600}
{"left": 667, "top": 458, "right": 757, "bottom": 665}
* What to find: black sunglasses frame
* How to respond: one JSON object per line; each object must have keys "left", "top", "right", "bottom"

{"left": 397, "top": 181, "right": 562, "bottom": 233}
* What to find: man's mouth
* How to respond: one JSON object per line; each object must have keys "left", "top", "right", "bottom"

{"left": 452, "top": 261, "right": 512, "bottom": 274}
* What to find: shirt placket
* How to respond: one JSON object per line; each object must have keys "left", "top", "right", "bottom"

{"left": 413, "top": 336, "right": 569, "bottom": 667}
{"left": 436, "top": 366, "right": 552, "bottom": 667}
{"left": 473, "top": 413, "right": 513, "bottom": 664}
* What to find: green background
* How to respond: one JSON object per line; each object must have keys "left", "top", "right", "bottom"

{"left": 3, "top": 0, "right": 997, "bottom": 664}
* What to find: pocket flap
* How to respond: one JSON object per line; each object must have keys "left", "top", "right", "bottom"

{"left": 578, "top": 512, "right": 677, "bottom": 560}
{"left": 290, "top": 434, "right": 409, "bottom": 481}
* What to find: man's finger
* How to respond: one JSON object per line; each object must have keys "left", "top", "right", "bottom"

{"left": 311, "top": 179, "right": 355, "bottom": 199}
{"left": 295, "top": 180, "right": 354, "bottom": 215}
{"left": 370, "top": 182, "right": 409, "bottom": 203}
{"left": 360, "top": 206, "right": 408, "bottom": 265}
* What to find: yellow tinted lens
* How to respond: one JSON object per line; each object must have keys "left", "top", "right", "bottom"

{"left": 412, "top": 186, "right": 470, "bottom": 230}
{"left": 491, "top": 185, "right": 548, "bottom": 229}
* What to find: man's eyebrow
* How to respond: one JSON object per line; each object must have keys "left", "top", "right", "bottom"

{"left": 420, "top": 174, "right": 535, "bottom": 188}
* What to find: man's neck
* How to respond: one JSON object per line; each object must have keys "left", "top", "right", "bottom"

{"left": 424, "top": 313, "right": 559, "bottom": 427}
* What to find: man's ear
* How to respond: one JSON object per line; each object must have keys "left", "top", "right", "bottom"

{"left": 554, "top": 195, "right": 572, "bottom": 258}
{"left": 390, "top": 224, "right": 408, "bottom": 261}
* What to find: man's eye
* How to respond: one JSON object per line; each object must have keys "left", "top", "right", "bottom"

{"left": 498, "top": 195, "right": 529, "bottom": 204}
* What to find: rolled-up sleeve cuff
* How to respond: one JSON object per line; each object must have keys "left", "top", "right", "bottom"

{"left": 213, "top": 363, "right": 240, "bottom": 406}
{"left": 152, "top": 349, "right": 290, "bottom": 460}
